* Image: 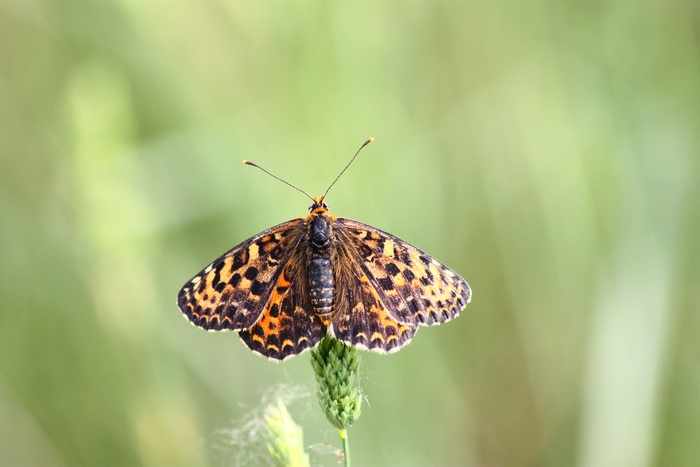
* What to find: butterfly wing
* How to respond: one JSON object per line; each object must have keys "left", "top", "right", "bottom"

{"left": 332, "top": 218, "right": 471, "bottom": 352}
{"left": 331, "top": 258, "right": 418, "bottom": 353}
{"left": 239, "top": 242, "right": 327, "bottom": 360}
{"left": 177, "top": 219, "right": 307, "bottom": 331}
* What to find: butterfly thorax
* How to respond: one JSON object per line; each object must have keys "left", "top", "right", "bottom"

{"left": 307, "top": 200, "right": 336, "bottom": 325}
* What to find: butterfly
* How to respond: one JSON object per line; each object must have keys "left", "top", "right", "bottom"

{"left": 177, "top": 138, "right": 471, "bottom": 361}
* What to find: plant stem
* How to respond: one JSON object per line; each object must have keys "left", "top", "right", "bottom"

{"left": 339, "top": 428, "right": 350, "bottom": 467}
{"left": 310, "top": 336, "right": 361, "bottom": 465}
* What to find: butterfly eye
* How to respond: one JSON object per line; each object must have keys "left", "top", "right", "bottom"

{"left": 308, "top": 201, "right": 329, "bottom": 212}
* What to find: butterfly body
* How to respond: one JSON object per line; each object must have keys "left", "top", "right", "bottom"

{"left": 307, "top": 202, "right": 336, "bottom": 325}
{"left": 178, "top": 194, "right": 471, "bottom": 361}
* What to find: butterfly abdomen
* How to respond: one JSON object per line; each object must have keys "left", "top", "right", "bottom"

{"left": 309, "top": 251, "right": 335, "bottom": 324}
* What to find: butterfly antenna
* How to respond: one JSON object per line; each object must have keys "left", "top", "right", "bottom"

{"left": 242, "top": 160, "right": 315, "bottom": 201}
{"left": 322, "top": 137, "right": 374, "bottom": 200}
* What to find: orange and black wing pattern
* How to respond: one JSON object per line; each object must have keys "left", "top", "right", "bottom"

{"left": 239, "top": 241, "right": 326, "bottom": 360}
{"left": 331, "top": 218, "right": 471, "bottom": 353}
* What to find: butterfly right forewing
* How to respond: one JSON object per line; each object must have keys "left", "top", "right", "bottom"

{"left": 336, "top": 218, "right": 470, "bottom": 326}
{"left": 330, "top": 217, "right": 470, "bottom": 353}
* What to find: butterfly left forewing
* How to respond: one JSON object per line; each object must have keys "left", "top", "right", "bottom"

{"left": 177, "top": 219, "right": 306, "bottom": 331}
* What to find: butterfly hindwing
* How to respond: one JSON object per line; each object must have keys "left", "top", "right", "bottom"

{"left": 239, "top": 243, "right": 326, "bottom": 360}
{"left": 331, "top": 258, "right": 418, "bottom": 352}
{"left": 334, "top": 218, "right": 471, "bottom": 335}
{"left": 177, "top": 219, "right": 306, "bottom": 331}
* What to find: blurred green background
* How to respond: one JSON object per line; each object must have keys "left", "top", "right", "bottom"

{"left": 1, "top": 1, "right": 699, "bottom": 466}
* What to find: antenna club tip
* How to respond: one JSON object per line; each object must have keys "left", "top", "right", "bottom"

{"left": 242, "top": 160, "right": 249, "bottom": 165}
{"left": 367, "top": 137, "right": 374, "bottom": 143}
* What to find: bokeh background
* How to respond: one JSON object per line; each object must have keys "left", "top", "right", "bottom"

{"left": 1, "top": 1, "right": 699, "bottom": 466}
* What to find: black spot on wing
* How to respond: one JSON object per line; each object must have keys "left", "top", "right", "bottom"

{"left": 377, "top": 277, "right": 394, "bottom": 291}
{"left": 402, "top": 268, "right": 416, "bottom": 282}
{"left": 244, "top": 266, "right": 258, "bottom": 280}
{"left": 385, "top": 263, "right": 401, "bottom": 277}
{"left": 250, "top": 280, "right": 264, "bottom": 296}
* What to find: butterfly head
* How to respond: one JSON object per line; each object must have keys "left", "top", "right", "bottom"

{"left": 309, "top": 195, "right": 329, "bottom": 214}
